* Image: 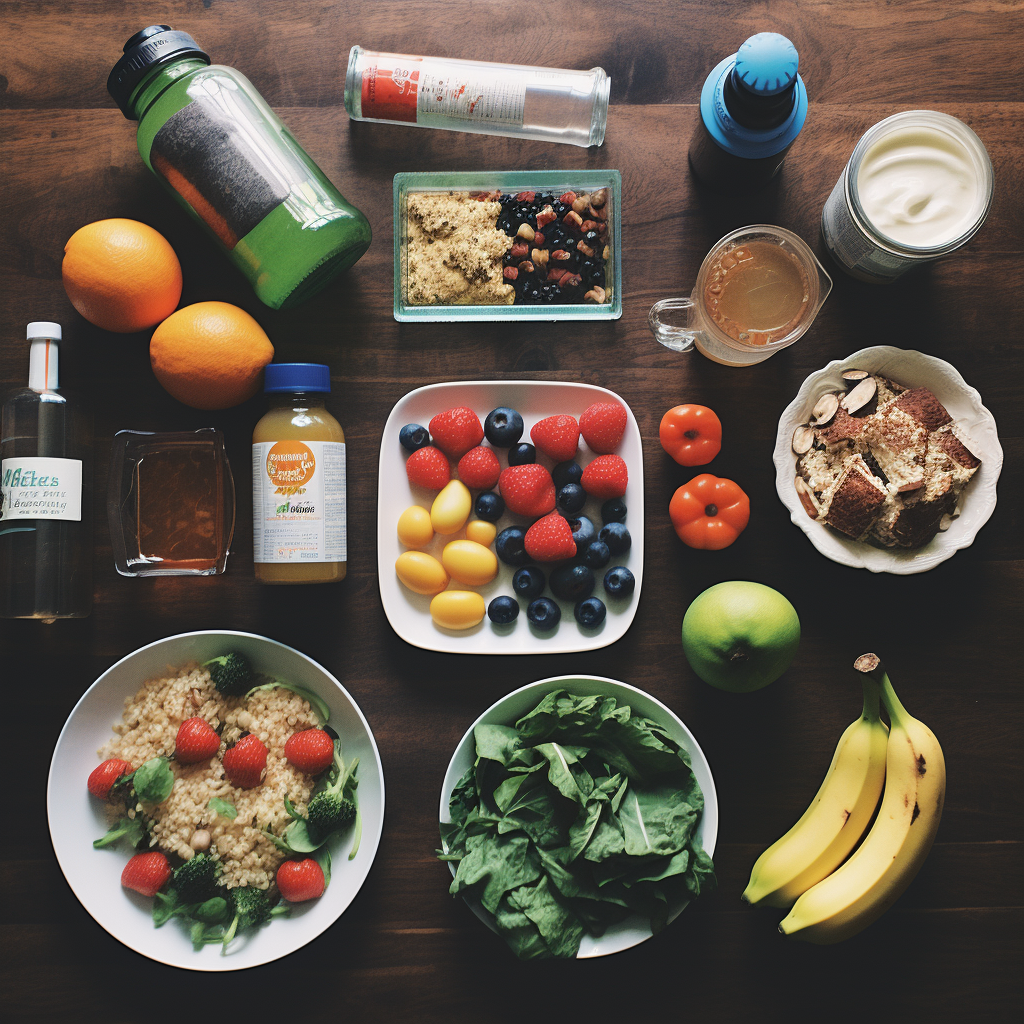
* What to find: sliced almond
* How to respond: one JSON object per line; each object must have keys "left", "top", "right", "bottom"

{"left": 811, "top": 393, "right": 839, "bottom": 426}
{"left": 897, "top": 478, "right": 925, "bottom": 493}
{"left": 841, "top": 376, "right": 877, "bottom": 414}
{"left": 794, "top": 476, "right": 820, "bottom": 518}
{"left": 841, "top": 369, "right": 870, "bottom": 385}
{"left": 792, "top": 425, "right": 816, "bottom": 455}
{"left": 939, "top": 514, "right": 955, "bottom": 531}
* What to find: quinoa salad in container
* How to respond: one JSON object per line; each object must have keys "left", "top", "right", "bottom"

{"left": 88, "top": 651, "right": 361, "bottom": 953}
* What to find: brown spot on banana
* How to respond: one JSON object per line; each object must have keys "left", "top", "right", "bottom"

{"left": 841, "top": 809, "right": 851, "bottom": 825}
{"left": 916, "top": 754, "right": 927, "bottom": 775}
{"left": 911, "top": 802, "right": 920, "bottom": 824}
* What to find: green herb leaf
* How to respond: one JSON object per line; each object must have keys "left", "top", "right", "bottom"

{"left": 194, "top": 896, "right": 230, "bottom": 924}
{"left": 208, "top": 797, "right": 237, "bottom": 820}
{"left": 244, "top": 681, "right": 330, "bottom": 725}
{"left": 152, "top": 889, "right": 181, "bottom": 927}
{"left": 314, "top": 844, "right": 332, "bottom": 891}
{"left": 133, "top": 757, "right": 174, "bottom": 805}
{"left": 93, "top": 815, "right": 145, "bottom": 850}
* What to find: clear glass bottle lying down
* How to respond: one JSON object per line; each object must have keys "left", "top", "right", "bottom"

{"left": 345, "top": 46, "right": 609, "bottom": 147}
{"left": 0, "top": 323, "right": 92, "bottom": 620}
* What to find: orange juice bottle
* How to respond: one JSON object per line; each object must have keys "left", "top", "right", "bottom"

{"left": 252, "top": 364, "right": 346, "bottom": 583}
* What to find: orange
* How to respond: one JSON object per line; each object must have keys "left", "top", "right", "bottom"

{"left": 150, "top": 302, "right": 274, "bottom": 410}
{"left": 62, "top": 219, "right": 182, "bottom": 333}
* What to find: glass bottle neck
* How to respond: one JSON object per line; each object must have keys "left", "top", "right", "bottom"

{"left": 128, "top": 58, "right": 208, "bottom": 121}
{"left": 266, "top": 393, "right": 328, "bottom": 409}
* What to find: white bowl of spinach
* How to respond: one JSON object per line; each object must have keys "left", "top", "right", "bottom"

{"left": 439, "top": 676, "right": 718, "bottom": 959}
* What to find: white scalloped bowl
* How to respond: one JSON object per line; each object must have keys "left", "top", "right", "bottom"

{"left": 774, "top": 346, "right": 1002, "bottom": 574}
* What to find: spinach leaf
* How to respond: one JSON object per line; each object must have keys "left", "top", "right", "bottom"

{"left": 93, "top": 815, "right": 145, "bottom": 850}
{"left": 314, "top": 844, "right": 332, "bottom": 891}
{"left": 244, "top": 681, "right": 330, "bottom": 725}
{"left": 195, "top": 896, "right": 230, "bottom": 924}
{"left": 133, "top": 757, "right": 174, "bottom": 805}
{"left": 208, "top": 797, "right": 237, "bottom": 820}
{"left": 152, "top": 889, "right": 181, "bottom": 927}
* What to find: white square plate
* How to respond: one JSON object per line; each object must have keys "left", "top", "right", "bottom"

{"left": 377, "top": 381, "right": 643, "bottom": 654}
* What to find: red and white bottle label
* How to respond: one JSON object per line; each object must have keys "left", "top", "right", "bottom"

{"left": 360, "top": 53, "right": 525, "bottom": 128}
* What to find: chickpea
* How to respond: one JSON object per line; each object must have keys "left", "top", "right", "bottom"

{"left": 190, "top": 829, "right": 212, "bottom": 852}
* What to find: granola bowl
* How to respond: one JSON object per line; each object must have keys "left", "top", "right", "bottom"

{"left": 774, "top": 346, "right": 1002, "bottom": 573}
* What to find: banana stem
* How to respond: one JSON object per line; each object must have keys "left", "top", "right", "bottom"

{"left": 853, "top": 653, "right": 909, "bottom": 729}
{"left": 860, "top": 674, "right": 882, "bottom": 723}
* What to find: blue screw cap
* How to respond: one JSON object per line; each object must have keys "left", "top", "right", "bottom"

{"left": 735, "top": 32, "right": 799, "bottom": 96}
{"left": 263, "top": 363, "right": 331, "bottom": 393}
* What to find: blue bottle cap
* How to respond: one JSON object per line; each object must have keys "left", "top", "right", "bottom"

{"left": 264, "top": 363, "right": 331, "bottom": 393}
{"left": 734, "top": 33, "right": 799, "bottom": 96}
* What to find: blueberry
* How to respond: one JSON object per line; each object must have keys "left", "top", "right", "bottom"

{"left": 574, "top": 596, "right": 606, "bottom": 628}
{"left": 599, "top": 522, "right": 631, "bottom": 555}
{"left": 496, "top": 527, "right": 530, "bottom": 566}
{"left": 527, "top": 597, "right": 561, "bottom": 631}
{"left": 557, "top": 483, "right": 586, "bottom": 515}
{"left": 604, "top": 566, "right": 635, "bottom": 598}
{"left": 508, "top": 443, "right": 536, "bottom": 466}
{"left": 565, "top": 515, "right": 596, "bottom": 551}
{"left": 513, "top": 566, "right": 545, "bottom": 599}
{"left": 601, "top": 498, "right": 627, "bottom": 524}
{"left": 399, "top": 423, "right": 430, "bottom": 452}
{"left": 582, "top": 540, "right": 610, "bottom": 569}
{"left": 552, "top": 460, "right": 582, "bottom": 489}
{"left": 475, "top": 491, "right": 505, "bottom": 522}
{"left": 584, "top": 229, "right": 600, "bottom": 245}
{"left": 549, "top": 564, "right": 595, "bottom": 602}
{"left": 488, "top": 596, "right": 520, "bottom": 625}
{"left": 484, "top": 407, "right": 524, "bottom": 447}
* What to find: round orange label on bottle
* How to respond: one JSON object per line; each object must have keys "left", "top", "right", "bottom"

{"left": 266, "top": 441, "right": 316, "bottom": 488}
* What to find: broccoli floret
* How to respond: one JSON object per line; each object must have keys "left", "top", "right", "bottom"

{"left": 306, "top": 749, "right": 359, "bottom": 843}
{"left": 221, "top": 886, "right": 275, "bottom": 950}
{"left": 173, "top": 853, "right": 219, "bottom": 903}
{"left": 203, "top": 653, "right": 255, "bottom": 696}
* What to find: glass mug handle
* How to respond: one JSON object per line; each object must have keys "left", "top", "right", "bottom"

{"left": 648, "top": 297, "right": 700, "bottom": 353}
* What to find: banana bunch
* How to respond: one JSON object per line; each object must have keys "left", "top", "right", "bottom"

{"left": 745, "top": 654, "right": 945, "bottom": 944}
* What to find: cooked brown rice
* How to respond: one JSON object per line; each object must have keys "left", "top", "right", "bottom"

{"left": 98, "top": 662, "right": 319, "bottom": 890}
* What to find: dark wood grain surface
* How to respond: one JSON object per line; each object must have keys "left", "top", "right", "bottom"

{"left": 1, "top": 1, "right": 1021, "bottom": 1021}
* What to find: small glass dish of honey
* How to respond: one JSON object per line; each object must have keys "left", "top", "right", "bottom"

{"left": 107, "top": 429, "right": 235, "bottom": 576}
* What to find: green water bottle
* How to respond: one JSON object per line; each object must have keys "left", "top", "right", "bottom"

{"left": 108, "top": 25, "right": 372, "bottom": 310}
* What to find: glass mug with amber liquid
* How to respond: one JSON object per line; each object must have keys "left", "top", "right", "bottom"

{"left": 649, "top": 225, "right": 831, "bottom": 366}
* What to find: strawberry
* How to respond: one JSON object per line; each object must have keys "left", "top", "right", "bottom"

{"left": 457, "top": 446, "right": 501, "bottom": 490}
{"left": 498, "top": 464, "right": 556, "bottom": 518}
{"left": 88, "top": 758, "right": 133, "bottom": 799}
{"left": 580, "top": 402, "right": 627, "bottom": 454}
{"left": 581, "top": 455, "right": 628, "bottom": 499}
{"left": 276, "top": 858, "right": 326, "bottom": 902}
{"left": 222, "top": 734, "right": 268, "bottom": 789}
{"left": 284, "top": 728, "right": 335, "bottom": 775}
{"left": 174, "top": 717, "right": 221, "bottom": 764}
{"left": 530, "top": 415, "right": 580, "bottom": 462}
{"left": 406, "top": 446, "right": 450, "bottom": 490}
{"left": 429, "top": 407, "right": 484, "bottom": 459}
{"left": 121, "top": 851, "right": 172, "bottom": 898}
{"left": 525, "top": 512, "right": 577, "bottom": 562}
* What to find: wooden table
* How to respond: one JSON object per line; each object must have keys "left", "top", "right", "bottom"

{"left": 2, "top": 1, "right": 1021, "bottom": 1020}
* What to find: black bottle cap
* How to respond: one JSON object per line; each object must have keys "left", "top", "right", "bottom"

{"left": 107, "top": 25, "right": 210, "bottom": 119}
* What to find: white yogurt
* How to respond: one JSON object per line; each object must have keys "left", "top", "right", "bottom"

{"left": 821, "top": 111, "right": 993, "bottom": 282}
{"left": 856, "top": 125, "right": 985, "bottom": 247}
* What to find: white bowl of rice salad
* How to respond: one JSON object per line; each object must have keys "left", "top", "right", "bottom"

{"left": 47, "top": 630, "right": 385, "bottom": 971}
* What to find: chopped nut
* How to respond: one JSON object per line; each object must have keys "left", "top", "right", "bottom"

{"left": 561, "top": 273, "right": 582, "bottom": 289}
{"left": 897, "top": 478, "right": 925, "bottom": 493}
{"left": 589, "top": 188, "right": 608, "bottom": 208}
{"left": 516, "top": 223, "right": 535, "bottom": 242}
{"left": 602, "top": 244, "right": 610, "bottom": 259}
{"left": 842, "top": 369, "right": 870, "bottom": 385}
{"left": 584, "top": 285, "right": 606, "bottom": 303}
{"left": 841, "top": 376, "right": 878, "bottom": 414}
{"left": 558, "top": 191, "right": 577, "bottom": 205}
{"left": 518, "top": 260, "right": 535, "bottom": 274}
{"left": 581, "top": 220, "right": 599, "bottom": 234}
{"left": 811, "top": 393, "right": 840, "bottom": 426}
{"left": 572, "top": 195, "right": 590, "bottom": 214}
{"left": 503, "top": 266, "right": 519, "bottom": 281}
{"left": 792, "top": 425, "right": 816, "bottom": 455}
{"left": 547, "top": 267, "right": 569, "bottom": 284}
{"left": 510, "top": 240, "right": 529, "bottom": 259}
{"left": 531, "top": 248, "right": 549, "bottom": 268}
{"left": 551, "top": 249, "right": 571, "bottom": 262}
{"left": 794, "top": 477, "right": 820, "bottom": 518}
{"left": 587, "top": 203, "right": 607, "bottom": 222}
{"left": 576, "top": 241, "right": 595, "bottom": 258}
{"left": 533, "top": 231, "right": 546, "bottom": 247}
{"left": 563, "top": 211, "right": 584, "bottom": 231}
{"left": 515, "top": 191, "right": 536, "bottom": 202}
{"left": 536, "top": 205, "right": 556, "bottom": 228}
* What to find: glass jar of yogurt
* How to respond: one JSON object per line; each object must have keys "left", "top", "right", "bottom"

{"left": 821, "top": 110, "right": 993, "bottom": 283}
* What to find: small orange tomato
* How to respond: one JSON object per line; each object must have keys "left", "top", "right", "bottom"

{"left": 659, "top": 405, "right": 722, "bottom": 466}
{"left": 669, "top": 474, "right": 750, "bottom": 550}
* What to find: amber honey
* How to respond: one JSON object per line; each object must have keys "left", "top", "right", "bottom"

{"left": 703, "top": 240, "right": 810, "bottom": 346}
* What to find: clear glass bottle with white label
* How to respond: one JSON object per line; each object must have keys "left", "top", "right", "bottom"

{"left": 252, "top": 364, "right": 347, "bottom": 584}
{"left": 0, "top": 323, "right": 92, "bottom": 620}
{"left": 344, "top": 46, "right": 609, "bottom": 148}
